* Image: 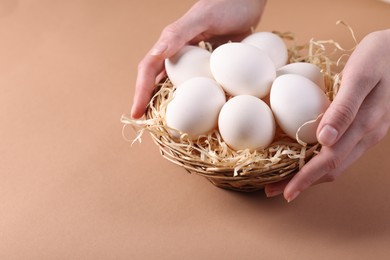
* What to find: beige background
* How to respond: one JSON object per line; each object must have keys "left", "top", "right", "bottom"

{"left": 1, "top": 0, "right": 389, "bottom": 259}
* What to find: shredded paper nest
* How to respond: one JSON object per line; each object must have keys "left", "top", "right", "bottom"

{"left": 121, "top": 21, "right": 356, "bottom": 192}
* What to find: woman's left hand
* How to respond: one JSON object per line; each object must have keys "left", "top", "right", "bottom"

{"left": 265, "top": 29, "right": 390, "bottom": 202}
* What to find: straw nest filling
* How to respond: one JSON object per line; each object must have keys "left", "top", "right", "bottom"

{"left": 122, "top": 22, "right": 356, "bottom": 192}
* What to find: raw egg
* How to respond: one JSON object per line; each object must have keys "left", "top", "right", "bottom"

{"left": 165, "top": 45, "right": 213, "bottom": 86}
{"left": 276, "top": 62, "right": 325, "bottom": 90}
{"left": 218, "top": 95, "right": 275, "bottom": 151}
{"left": 242, "top": 32, "right": 288, "bottom": 69}
{"left": 210, "top": 42, "right": 276, "bottom": 98}
{"left": 165, "top": 77, "right": 226, "bottom": 140}
{"left": 270, "top": 74, "right": 330, "bottom": 144}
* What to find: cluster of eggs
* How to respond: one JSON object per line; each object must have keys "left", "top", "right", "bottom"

{"left": 164, "top": 32, "right": 330, "bottom": 151}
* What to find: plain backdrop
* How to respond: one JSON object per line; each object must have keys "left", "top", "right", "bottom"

{"left": 0, "top": 0, "right": 389, "bottom": 259}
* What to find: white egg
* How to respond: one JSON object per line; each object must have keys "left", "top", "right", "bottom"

{"left": 270, "top": 74, "right": 330, "bottom": 144}
{"left": 165, "top": 77, "right": 226, "bottom": 140}
{"left": 210, "top": 42, "right": 276, "bottom": 98}
{"left": 165, "top": 45, "right": 213, "bottom": 86}
{"left": 276, "top": 62, "right": 325, "bottom": 90}
{"left": 218, "top": 95, "right": 275, "bottom": 151}
{"left": 242, "top": 32, "right": 288, "bottom": 69}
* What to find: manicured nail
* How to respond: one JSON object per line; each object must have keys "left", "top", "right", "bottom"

{"left": 287, "top": 191, "right": 300, "bottom": 203}
{"left": 151, "top": 43, "right": 168, "bottom": 56}
{"left": 265, "top": 189, "right": 283, "bottom": 198}
{"left": 318, "top": 125, "right": 338, "bottom": 146}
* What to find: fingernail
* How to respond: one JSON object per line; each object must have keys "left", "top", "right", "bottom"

{"left": 287, "top": 191, "right": 300, "bottom": 203}
{"left": 265, "top": 189, "right": 283, "bottom": 198}
{"left": 130, "top": 104, "right": 140, "bottom": 119}
{"left": 130, "top": 106, "right": 136, "bottom": 119}
{"left": 318, "top": 125, "right": 338, "bottom": 146}
{"left": 151, "top": 43, "right": 168, "bottom": 56}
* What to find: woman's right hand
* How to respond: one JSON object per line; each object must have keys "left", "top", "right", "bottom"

{"left": 131, "top": 0, "right": 267, "bottom": 119}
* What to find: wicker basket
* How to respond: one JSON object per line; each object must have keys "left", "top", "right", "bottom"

{"left": 149, "top": 127, "right": 320, "bottom": 192}
{"left": 123, "top": 31, "right": 349, "bottom": 192}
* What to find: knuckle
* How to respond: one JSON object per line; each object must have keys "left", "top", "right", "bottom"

{"left": 349, "top": 67, "right": 376, "bottom": 87}
{"left": 322, "top": 174, "right": 336, "bottom": 183}
{"left": 137, "top": 60, "right": 145, "bottom": 71}
{"left": 381, "top": 124, "right": 390, "bottom": 141}
{"left": 357, "top": 108, "right": 386, "bottom": 135}
{"left": 364, "top": 126, "right": 389, "bottom": 149}
{"left": 300, "top": 177, "right": 315, "bottom": 190}
{"left": 137, "top": 57, "right": 149, "bottom": 71}
{"left": 357, "top": 115, "right": 377, "bottom": 133}
{"left": 296, "top": 169, "right": 320, "bottom": 190}
{"left": 162, "top": 22, "right": 183, "bottom": 42}
{"left": 371, "top": 132, "right": 384, "bottom": 146}
{"left": 365, "top": 112, "right": 382, "bottom": 132}
{"left": 163, "top": 22, "right": 178, "bottom": 33}
{"left": 324, "top": 156, "right": 341, "bottom": 172}
{"left": 332, "top": 102, "right": 357, "bottom": 125}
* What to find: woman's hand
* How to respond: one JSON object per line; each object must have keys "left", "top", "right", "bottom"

{"left": 131, "top": 0, "right": 266, "bottom": 119}
{"left": 265, "top": 29, "right": 390, "bottom": 202}
{"left": 131, "top": 1, "right": 390, "bottom": 202}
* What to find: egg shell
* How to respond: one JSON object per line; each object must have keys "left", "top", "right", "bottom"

{"left": 165, "top": 77, "right": 226, "bottom": 140}
{"left": 165, "top": 45, "right": 213, "bottom": 86}
{"left": 210, "top": 42, "right": 276, "bottom": 98}
{"left": 242, "top": 32, "right": 288, "bottom": 69}
{"left": 270, "top": 74, "right": 330, "bottom": 144}
{"left": 218, "top": 95, "right": 276, "bottom": 151}
{"left": 276, "top": 62, "right": 325, "bottom": 90}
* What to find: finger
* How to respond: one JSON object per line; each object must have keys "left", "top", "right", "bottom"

{"left": 316, "top": 73, "right": 373, "bottom": 147}
{"left": 265, "top": 136, "right": 366, "bottom": 199}
{"left": 317, "top": 44, "right": 380, "bottom": 147}
{"left": 283, "top": 147, "right": 348, "bottom": 202}
{"left": 189, "top": 29, "right": 254, "bottom": 47}
{"left": 131, "top": 54, "right": 165, "bottom": 119}
{"left": 284, "top": 112, "right": 366, "bottom": 202}
{"left": 149, "top": 2, "right": 208, "bottom": 58}
{"left": 265, "top": 91, "right": 386, "bottom": 199}
{"left": 131, "top": 11, "right": 207, "bottom": 118}
{"left": 284, "top": 75, "right": 390, "bottom": 199}
{"left": 284, "top": 103, "right": 388, "bottom": 202}
{"left": 314, "top": 124, "right": 388, "bottom": 184}
{"left": 263, "top": 127, "right": 364, "bottom": 199}
{"left": 309, "top": 78, "right": 390, "bottom": 190}
{"left": 264, "top": 178, "right": 291, "bottom": 198}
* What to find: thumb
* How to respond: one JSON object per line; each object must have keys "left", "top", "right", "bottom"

{"left": 317, "top": 32, "right": 386, "bottom": 146}
{"left": 150, "top": 8, "right": 207, "bottom": 58}
{"left": 131, "top": 10, "right": 206, "bottom": 119}
{"left": 317, "top": 66, "right": 375, "bottom": 147}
